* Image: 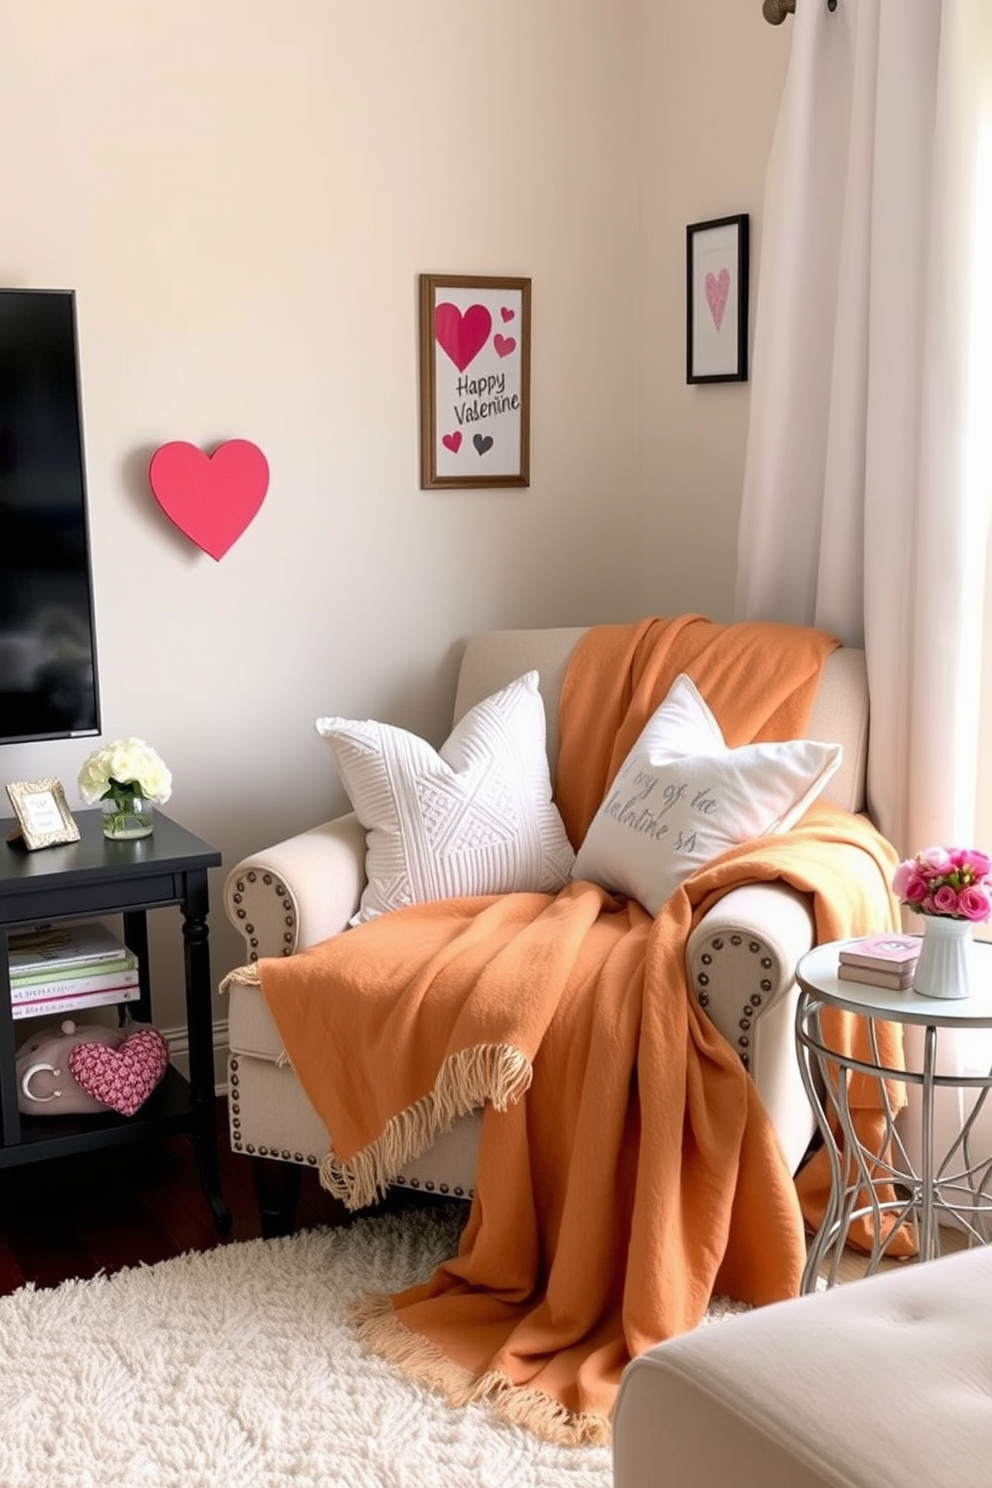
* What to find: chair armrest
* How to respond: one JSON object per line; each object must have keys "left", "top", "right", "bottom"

{"left": 686, "top": 882, "right": 817, "bottom": 1173}
{"left": 686, "top": 882, "right": 815, "bottom": 1056}
{"left": 223, "top": 812, "right": 367, "bottom": 961}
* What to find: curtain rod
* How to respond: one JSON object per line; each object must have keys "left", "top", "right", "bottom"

{"left": 763, "top": 0, "right": 837, "bottom": 22}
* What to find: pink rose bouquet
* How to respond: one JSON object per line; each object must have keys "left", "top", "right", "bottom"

{"left": 893, "top": 846, "right": 992, "bottom": 922}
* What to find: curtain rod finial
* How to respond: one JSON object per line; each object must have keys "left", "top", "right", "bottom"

{"left": 763, "top": 0, "right": 838, "bottom": 19}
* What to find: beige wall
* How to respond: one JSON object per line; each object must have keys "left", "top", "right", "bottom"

{"left": 1, "top": 2, "right": 788, "bottom": 1037}
{"left": 638, "top": 2, "right": 791, "bottom": 619}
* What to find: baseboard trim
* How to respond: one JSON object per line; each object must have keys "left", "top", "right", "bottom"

{"left": 161, "top": 1018, "right": 229, "bottom": 1096}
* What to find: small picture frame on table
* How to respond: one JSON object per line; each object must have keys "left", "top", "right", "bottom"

{"left": 5, "top": 778, "right": 81, "bottom": 851}
{"left": 419, "top": 273, "right": 531, "bottom": 489}
{"left": 686, "top": 214, "right": 749, "bottom": 384}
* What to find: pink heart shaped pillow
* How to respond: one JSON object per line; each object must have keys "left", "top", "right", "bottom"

{"left": 68, "top": 1028, "right": 169, "bottom": 1117}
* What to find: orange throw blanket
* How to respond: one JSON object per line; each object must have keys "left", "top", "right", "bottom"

{"left": 235, "top": 617, "right": 903, "bottom": 1446}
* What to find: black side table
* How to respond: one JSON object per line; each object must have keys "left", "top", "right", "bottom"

{"left": 0, "top": 807, "right": 231, "bottom": 1233}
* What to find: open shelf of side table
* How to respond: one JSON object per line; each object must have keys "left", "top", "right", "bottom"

{"left": 0, "top": 808, "right": 231, "bottom": 1232}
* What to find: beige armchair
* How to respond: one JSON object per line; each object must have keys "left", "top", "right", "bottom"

{"left": 222, "top": 625, "right": 871, "bottom": 1235}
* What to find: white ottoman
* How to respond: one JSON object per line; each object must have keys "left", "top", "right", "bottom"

{"left": 613, "top": 1247, "right": 992, "bottom": 1488}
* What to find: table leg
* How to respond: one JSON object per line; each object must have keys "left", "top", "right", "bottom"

{"left": 0, "top": 932, "right": 20, "bottom": 1147}
{"left": 182, "top": 873, "right": 232, "bottom": 1234}
{"left": 919, "top": 1023, "right": 937, "bottom": 1261}
{"left": 797, "top": 999, "right": 845, "bottom": 1292}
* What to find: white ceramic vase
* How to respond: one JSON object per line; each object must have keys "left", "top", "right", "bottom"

{"left": 912, "top": 915, "right": 973, "bottom": 1000}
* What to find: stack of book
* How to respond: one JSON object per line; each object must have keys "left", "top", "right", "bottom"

{"left": 836, "top": 934, "right": 921, "bottom": 990}
{"left": 7, "top": 921, "right": 140, "bottom": 1021}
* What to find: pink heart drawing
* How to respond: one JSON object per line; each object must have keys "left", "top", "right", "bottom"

{"left": 434, "top": 302, "right": 492, "bottom": 372}
{"left": 442, "top": 431, "right": 462, "bottom": 453}
{"left": 68, "top": 1028, "right": 169, "bottom": 1117}
{"left": 705, "top": 268, "right": 731, "bottom": 332}
{"left": 149, "top": 439, "right": 269, "bottom": 561}
{"left": 493, "top": 334, "right": 516, "bottom": 359}
{"left": 500, "top": 307, "right": 515, "bottom": 323}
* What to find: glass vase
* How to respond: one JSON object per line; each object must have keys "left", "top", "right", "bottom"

{"left": 101, "top": 789, "right": 154, "bottom": 841}
{"left": 912, "top": 915, "right": 973, "bottom": 1000}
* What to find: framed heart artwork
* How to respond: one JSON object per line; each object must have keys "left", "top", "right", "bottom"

{"left": 686, "top": 214, "right": 749, "bottom": 384}
{"left": 418, "top": 273, "right": 531, "bottom": 489}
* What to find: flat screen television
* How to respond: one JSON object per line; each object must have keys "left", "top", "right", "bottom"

{"left": 0, "top": 288, "right": 101, "bottom": 746}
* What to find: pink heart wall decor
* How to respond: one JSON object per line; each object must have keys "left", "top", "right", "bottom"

{"left": 434, "top": 302, "right": 492, "bottom": 372}
{"left": 148, "top": 439, "right": 269, "bottom": 560}
{"left": 705, "top": 269, "right": 731, "bottom": 332}
{"left": 68, "top": 1028, "right": 169, "bottom": 1117}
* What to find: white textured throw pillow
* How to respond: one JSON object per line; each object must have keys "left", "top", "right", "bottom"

{"left": 317, "top": 671, "right": 576, "bottom": 923}
{"left": 571, "top": 673, "right": 842, "bottom": 916}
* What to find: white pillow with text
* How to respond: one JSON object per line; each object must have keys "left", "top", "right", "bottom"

{"left": 571, "top": 673, "right": 842, "bottom": 915}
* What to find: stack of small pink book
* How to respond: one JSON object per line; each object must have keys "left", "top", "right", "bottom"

{"left": 837, "top": 934, "right": 921, "bottom": 990}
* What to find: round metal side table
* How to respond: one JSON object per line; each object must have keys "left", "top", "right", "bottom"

{"left": 795, "top": 938, "right": 992, "bottom": 1292}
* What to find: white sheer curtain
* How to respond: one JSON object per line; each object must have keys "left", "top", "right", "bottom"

{"left": 737, "top": 0, "right": 992, "bottom": 1179}
{"left": 736, "top": 0, "right": 992, "bottom": 860}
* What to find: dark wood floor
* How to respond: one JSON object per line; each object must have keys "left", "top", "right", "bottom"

{"left": 0, "top": 1103, "right": 942, "bottom": 1297}
{"left": 0, "top": 1096, "right": 403, "bottom": 1297}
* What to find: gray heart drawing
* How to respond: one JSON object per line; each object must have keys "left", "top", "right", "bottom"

{"left": 473, "top": 434, "right": 494, "bottom": 456}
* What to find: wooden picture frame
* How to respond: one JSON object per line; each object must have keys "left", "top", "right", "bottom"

{"left": 419, "top": 273, "right": 531, "bottom": 489}
{"left": 686, "top": 214, "right": 749, "bottom": 384}
{"left": 5, "top": 778, "right": 80, "bottom": 851}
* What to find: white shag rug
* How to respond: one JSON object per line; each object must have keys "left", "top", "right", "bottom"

{"left": 0, "top": 1201, "right": 750, "bottom": 1488}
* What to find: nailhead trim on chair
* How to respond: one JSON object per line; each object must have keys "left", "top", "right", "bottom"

{"left": 691, "top": 935, "right": 778, "bottom": 1076}
{"left": 395, "top": 1174, "right": 474, "bottom": 1199}
{"left": 227, "top": 1056, "right": 321, "bottom": 1164}
{"left": 229, "top": 872, "right": 297, "bottom": 963}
